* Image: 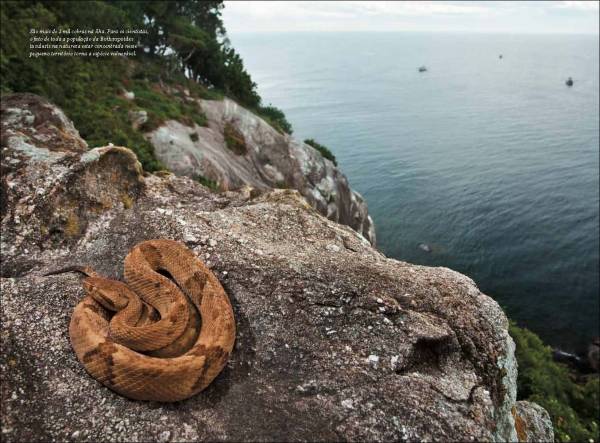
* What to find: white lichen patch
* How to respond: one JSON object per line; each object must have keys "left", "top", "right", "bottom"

{"left": 2, "top": 107, "right": 34, "bottom": 128}
{"left": 326, "top": 244, "right": 341, "bottom": 253}
{"left": 493, "top": 332, "right": 518, "bottom": 442}
{"left": 341, "top": 399, "right": 354, "bottom": 409}
{"left": 309, "top": 187, "right": 327, "bottom": 207}
{"left": 6, "top": 136, "right": 62, "bottom": 162}
{"left": 263, "top": 163, "right": 285, "bottom": 183}
{"left": 367, "top": 354, "right": 380, "bottom": 368}
{"left": 80, "top": 149, "right": 101, "bottom": 164}
{"left": 316, "top": 175, "right": 337, "bottom": 199}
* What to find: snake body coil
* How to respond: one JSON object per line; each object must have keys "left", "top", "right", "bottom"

{"left": 57, "top": 239, "right": 235, "bottom": 402}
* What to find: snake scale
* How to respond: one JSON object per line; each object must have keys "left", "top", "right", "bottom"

{"left": 47, "top": 239, "right": 236, "bottom": 402}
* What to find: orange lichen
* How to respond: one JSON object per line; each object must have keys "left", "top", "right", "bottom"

{"left": 120, "top": 193, "right": 133, "bottom": 209}
{"left": 64, "top": 212, "right": 80, "bottom": 237}
{"left": 512, "top": 406, "right": 528, "bottom": 442}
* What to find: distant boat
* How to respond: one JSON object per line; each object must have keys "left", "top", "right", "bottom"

{"left": 566, "top": 77, "right": 574, "bottom": 87}
{"left": 499, "top": 54, "right": 503, "bottom": 59}
{"left": 418, "top": 66, "right": 427, "bottom": 72}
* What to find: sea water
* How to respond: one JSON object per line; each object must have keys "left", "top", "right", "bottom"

{"left": 230, "top": 32, "right": 599, "bottom": 352}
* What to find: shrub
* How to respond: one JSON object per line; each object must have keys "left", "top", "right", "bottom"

{"left": 510, "top": 322, "right": 600, "bottom": 442}
{"left": 256, "top": 105, "right": 293, "bottom": 134}
{"left": 132, "top": 80, "right": 207, "bottom": 131}
{"left": 304, "top": 138, "right": 338, "bottom": 166}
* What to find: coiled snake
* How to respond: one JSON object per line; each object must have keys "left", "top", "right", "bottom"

{"left": 46, "top": 239, "right": 236, "bottom": 402}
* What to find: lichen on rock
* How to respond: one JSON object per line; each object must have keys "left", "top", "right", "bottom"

{"left": 0, "top": 93, "right": 550, "bottom": 442}
{"left": 513, "top": 401, "right": 555, "bottom": 442}
{"left": 1, "top": 93, "right": 88, "bottom": 154}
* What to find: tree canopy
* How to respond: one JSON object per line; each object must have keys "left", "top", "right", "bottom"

{"left": 0, "top": 1, "right": 291, "bottom": 170}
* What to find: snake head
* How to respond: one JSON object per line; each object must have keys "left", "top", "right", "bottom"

{"left": 84, "top": 277, "right": 129, "bottom": 312}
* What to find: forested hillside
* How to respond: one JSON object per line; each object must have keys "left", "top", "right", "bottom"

{"left": 0, "top": 0, "right": 291, "bottom": 171}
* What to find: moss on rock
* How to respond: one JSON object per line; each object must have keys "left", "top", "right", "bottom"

{"left": 224, "top": 122, "right": 247, "bottom": 155}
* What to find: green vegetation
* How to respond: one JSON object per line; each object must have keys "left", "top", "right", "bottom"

{"left": 130, "top": 80, "right": 207, "bottom": 131}
{"left": 510, "top": 322, "right": 599, "bottom": 442}
{"left": 304, "top": 138, "right": 338, "bottom": 166}
{"left": 256, "top": 105, "right": 293, "bottom": 134}
{"left": 0, "top": 1, "right": 292, "bottom": 172}
{"left": 194, "top": 174, "right": 219, "bottom": 191}
{"left": 223, "top": 123, "right": 247, "bottom": 155}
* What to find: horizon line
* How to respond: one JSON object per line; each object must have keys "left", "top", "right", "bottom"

{"left": 228, "top": 30, "right": 600, "bottom": 36}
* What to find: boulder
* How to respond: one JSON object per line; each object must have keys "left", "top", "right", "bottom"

{"left": 1, "top": 93, "right": 87, "bottom": 154}
{"left": 1, "top": 93, "right": 547, "bottom": 442}
{"left": 128, "top": 109, "right": 148, "bottom": 130}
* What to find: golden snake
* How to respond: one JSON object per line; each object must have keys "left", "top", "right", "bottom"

{"left": 46, "top": 239, "right": 236, "bottom": 402}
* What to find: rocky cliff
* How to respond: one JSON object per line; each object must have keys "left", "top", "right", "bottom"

{"left": 0, "top": 93, "right": 552, "bottom": 442}
{"left": 145, "top": 94, "right": 375, "bottom": 245}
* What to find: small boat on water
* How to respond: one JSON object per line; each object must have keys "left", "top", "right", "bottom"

{"left": 418, "top": 66, "right": 427, "bottom": 72}
{"left": 565, "top": 77, "right": 574, "bottom": 87}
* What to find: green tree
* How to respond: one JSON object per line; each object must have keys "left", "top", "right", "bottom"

{"left": 1, "top": 0, "right": 288, "bottom": 170}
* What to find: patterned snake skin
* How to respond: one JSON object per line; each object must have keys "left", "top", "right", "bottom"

{"left": 48, "top": 239, "right": 236, "bottom": 402}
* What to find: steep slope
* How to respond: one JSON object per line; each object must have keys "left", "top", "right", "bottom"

{"left": 146, "top": 94, "right": 375, "bottom": 244}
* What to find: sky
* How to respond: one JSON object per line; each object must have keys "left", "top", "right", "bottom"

{"left": 222, "top": 1, "right": 600, "bottom": 35}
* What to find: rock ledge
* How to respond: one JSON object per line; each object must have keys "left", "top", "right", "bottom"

{"left": 0, "top": 93, "right": 551, "bottom": 442}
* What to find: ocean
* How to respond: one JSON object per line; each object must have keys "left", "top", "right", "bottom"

{"left": 230, "top": 32, "right": 599, "bottom": 352}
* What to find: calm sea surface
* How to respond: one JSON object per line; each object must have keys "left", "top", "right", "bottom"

{"left": 230, "top": 32, "right": 599, "bottom": 352}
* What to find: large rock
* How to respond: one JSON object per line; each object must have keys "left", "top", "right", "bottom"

{"left": 513, "top": 401, "right": 554, "bottom": 442}
{"left": 146, "top": 96, "right": 375, "bottom": 245}
{"left": 1, "top": 93, "right": 545, "bottom": 442}
{"left": 1, "top": 93, "right": 87, "bottom": 154}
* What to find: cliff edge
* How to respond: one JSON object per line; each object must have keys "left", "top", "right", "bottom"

{"left": 145, "top": 93, "right": 375, "bottom": 245}
{"left": 0, "top": 94, "right": 552, "bottom": 442}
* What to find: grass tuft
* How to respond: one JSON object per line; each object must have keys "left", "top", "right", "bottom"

{"left": 224, "top": 123, "right": 247, "bottom": 155}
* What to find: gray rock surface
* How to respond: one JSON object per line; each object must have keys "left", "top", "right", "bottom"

{"left": 1, "top": 93, "right": 87, "bottom": 154}
{"left": 146, "top": 96, "right": 375, "bottom": 245}
{"left": 128, "top": 109, "right": 148, "bottom": 130}
{"left": 513, "top": 401, "right": 554, "bottom": 442}
{"left": 1, "top": 93, "right": 547, "bottom": 442}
